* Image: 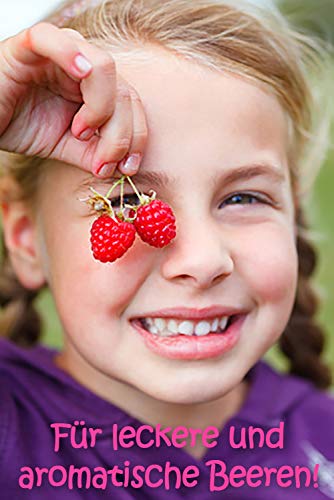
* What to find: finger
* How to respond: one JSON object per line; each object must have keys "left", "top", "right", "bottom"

{"left": 4, "top": 23, "right": 93, "bottom": 81}
{"left": 118, "top": 85, "right": 148, "bottom": 176}
{"left": 70, "top": 40, "right": 118, "bottom": 139}
{"left": 60, "top": 28, "right": 86, "bottom": 41}
{"left": 91, "top": 83, "right": 133, "bottom": 177}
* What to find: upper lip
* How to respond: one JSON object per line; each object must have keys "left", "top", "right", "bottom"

{"left": 132, "top": 306, "right": 247, "bottom": 321}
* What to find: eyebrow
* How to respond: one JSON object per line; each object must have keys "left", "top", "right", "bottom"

{"left": 211, "top": 162, "right": 287, "bottom": 188}
{"left": 78, "top": 170, "right": 171, "bottom": 191}
{"left": 133, "top": 162, "right": 287, "bottom": 189}
{"left": 128, "top": 170, "right": 172, "bottom": 189}
{"left": 79, "top": 162, "right": 286, "bottom": 192}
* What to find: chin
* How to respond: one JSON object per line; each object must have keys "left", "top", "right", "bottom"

{"left": 143, "top": 379, "right": 236, "bottom": 405}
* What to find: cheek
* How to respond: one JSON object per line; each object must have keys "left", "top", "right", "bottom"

{"left": 41, "top": 219, "right": 155, "bottom": 316}
{"left": 237, "top": 223, "right": 298, "bottom": 306}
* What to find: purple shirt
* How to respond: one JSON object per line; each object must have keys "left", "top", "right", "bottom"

{"left": 0, "top": 338, "right": 333, "bottom": 499}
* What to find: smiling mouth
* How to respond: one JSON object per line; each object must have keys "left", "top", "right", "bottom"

{"left": 131, "top": 313, "right": 246, "bottom": 360}
{"left": 134, "top": 314, "right": 239, "bottom": 337}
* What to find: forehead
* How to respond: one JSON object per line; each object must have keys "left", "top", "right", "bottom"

{"left": 113, "top": 45, "right": 289, "bottom": 177}
{"left": 45, "top": 45, "right": 290, "bottom": 194}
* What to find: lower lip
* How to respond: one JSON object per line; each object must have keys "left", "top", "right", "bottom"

{"left": 131, "top": 315, "right": 246, "bottom": 360}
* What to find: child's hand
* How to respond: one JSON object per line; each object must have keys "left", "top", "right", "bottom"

{"left": 0, "top": 23, "right": 147, "bottom": 177}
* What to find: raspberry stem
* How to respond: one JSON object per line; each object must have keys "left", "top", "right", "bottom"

{"left": 120, "top": 176, "right": 124, "bottom": 210}
{"left": 105, "top": 177, "right": 123, "bottom": 199}
{"left": 125, "top": 175, "right": 142, "bottom": 202}
{"left": 86, "top": 174, "right": 156, "bottom": 223}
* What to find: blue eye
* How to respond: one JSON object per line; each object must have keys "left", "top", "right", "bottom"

{"left": 219, "top": 192, "right": 265, "bottom": 208}
{"left": 109, "top": 193, "right": 141, "bottom": 207}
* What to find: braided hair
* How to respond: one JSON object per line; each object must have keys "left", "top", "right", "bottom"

{"left": 279, "top": 208, "right": 332, "bottom": 388}
{"left": 0, "top": 247, "right": 43, "bottom": 346}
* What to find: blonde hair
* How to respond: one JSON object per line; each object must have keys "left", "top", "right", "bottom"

{"left": 0, "top": 0, "right": 332, "bottom": 386}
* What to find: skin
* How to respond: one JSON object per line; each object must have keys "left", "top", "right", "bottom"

{"left": 0, "top": 23, "right": 147, "bottom": 176}
{"left": 2, "top": 46, "right": 298, "bottom": 459}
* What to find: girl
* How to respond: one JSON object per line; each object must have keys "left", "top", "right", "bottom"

{"left": 0, "top": 0, "right": 333, "bottom": 498}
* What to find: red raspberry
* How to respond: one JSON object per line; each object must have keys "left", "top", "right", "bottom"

{"left": 133, "top": 200, "right": 176, "bottom": 248}
{"left": 90, "top": 215, "right": 136, "bottom": 263}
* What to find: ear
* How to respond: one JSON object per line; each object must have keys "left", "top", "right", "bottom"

{"left": 1, "top": 195, "right": 46, "bottom": 291}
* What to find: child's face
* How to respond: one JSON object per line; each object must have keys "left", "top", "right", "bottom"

{"left": 34, "top": 47, "right": 298, "bottom": 404}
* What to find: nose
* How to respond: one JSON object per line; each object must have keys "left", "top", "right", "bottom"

{"left": 160, "top": 215, "right": 234, "bottom": 290}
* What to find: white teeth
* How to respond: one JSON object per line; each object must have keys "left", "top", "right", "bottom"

{"left": 154, "top": 318, "right": 166, "bottom": 332}
{"left": 178, "top": 321, "right": 194, "bottom": 335}
{"left": 195, "top": 320, "right": 211, "bottom": 336}
{"left": 167, "top": 320, "right": 179, "bottom": 334}
{"left": 211, "top": 318, "right": 219, "bottom": 332}
{"left": 141, "top": 315, "right": 230, "bottom": 337}
{"left": 219, "top": 317, "right": 228, "bottom": 330}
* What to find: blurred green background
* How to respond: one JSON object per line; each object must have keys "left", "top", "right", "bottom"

{"left": 16, "top": 0, "right": 334, "bottom": 381}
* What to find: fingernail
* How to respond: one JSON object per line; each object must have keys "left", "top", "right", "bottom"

{"left": 120, "top": 153, "right": 141, "bottom": 174}
{"left": 96, "top": 162, "right": 117, "bottom": 177}
{"left": 74, "top": 54, "right": 92, "bottom": 76}
{"left": 78, "top": 128, "right": 94, "bottom": 141}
